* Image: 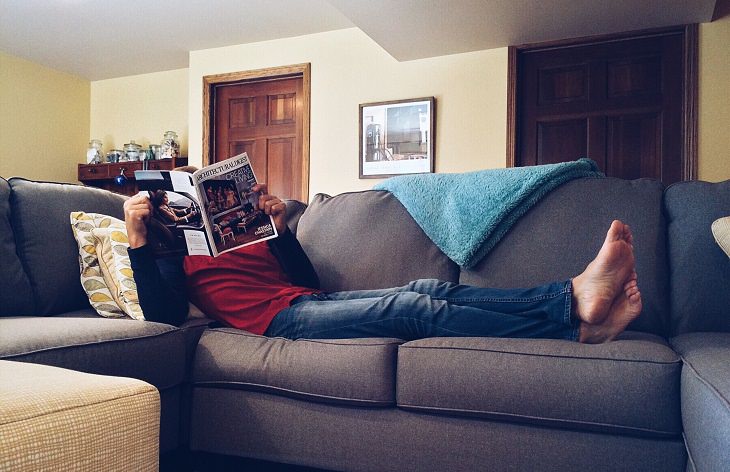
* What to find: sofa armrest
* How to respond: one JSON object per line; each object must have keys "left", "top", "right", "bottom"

{"left": 670, "top": 333, "right": 730, "bottom": 472}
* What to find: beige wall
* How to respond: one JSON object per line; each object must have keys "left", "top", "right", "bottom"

{"left": 0, "top": 51, "right": 89, "bottom": 182}
{"left": 188, "top": 28, "right": 508, "bottom": 197}
{"left": 698, "top": 14, "right": 730, "bottom": 181}
{"left": 90, "top": 68, "right": 189, "bottom": 158}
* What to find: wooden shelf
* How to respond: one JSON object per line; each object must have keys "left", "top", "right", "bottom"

{"left": 78, "top": 157, "right": 188, "bottom": 196}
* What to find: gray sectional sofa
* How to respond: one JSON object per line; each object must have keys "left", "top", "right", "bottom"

{"left": 1, "top": 175, "right": 728, "bottom": 472}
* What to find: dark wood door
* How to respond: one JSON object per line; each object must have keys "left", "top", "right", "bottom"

{"left": 516, "top": 30, "right": 690, "bottom": 184}
{"left": 213, "top": 76, "right": 306, "bottom": 201}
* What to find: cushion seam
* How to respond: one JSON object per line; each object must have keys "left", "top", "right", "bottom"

{"left": 397, "top": 403, "right": 680, "bottom": 437}
{"left": 679, "top": 355, "right": 730, "bottom": 410}
{"left": 0, "top": 327, "right": 180, "bottom": 357}
{"left": 193, "top": 380, "right": 393, "bottom": 406}
{"left": 206, "top": 328, "right": 404, "bottom": 347}
{"left": 682, "top": 433, "right": 698, "bottom": 472}
{"left": 399, "top": 345, "right": 680, "bottom": 364}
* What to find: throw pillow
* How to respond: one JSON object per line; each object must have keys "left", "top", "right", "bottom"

{"left": 91, "top": 227, "right": 144, "bottom": 320}
{"left": 69, "top": 212, "right": 144, "bottom": 320}
{"left": 712, "top": 216, "right": 730, "bottom": 258}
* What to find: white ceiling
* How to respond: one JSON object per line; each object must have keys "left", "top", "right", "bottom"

{"left": 0, "top": 0, "right": 718, "bottom": 81}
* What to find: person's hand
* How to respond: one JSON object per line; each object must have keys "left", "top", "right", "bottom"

{"left": 253, "top": 183, "right": 287, "bottom": 235}
{"left": 124, "top": 194, "right": 153, "bottom": 248}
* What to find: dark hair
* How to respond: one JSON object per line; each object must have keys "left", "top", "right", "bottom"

{"left": 148, "top": 189, "right": 167, "bottom": 207}
{"left": 173, "top": 165, "right": 199, "bottom": 174}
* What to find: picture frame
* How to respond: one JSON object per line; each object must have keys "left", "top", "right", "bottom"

{"left": 359, "top": 97, "right": 435, "bottom": 179}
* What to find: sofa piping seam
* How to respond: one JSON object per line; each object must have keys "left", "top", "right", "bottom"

{"left": 679, "top": 355, "right": 730, "bottom": 410}
{"left": 193, "top": 380, "right": 394, "bottom": 406}
{"left": 396, "top": 403, "right": 681, "bottom": 438}
{"left": 206, "top": 328, "right": 404, "bottom": 347}
{"left": 1, "top": 328, "right": 181, "bottom": 358}
{"left": 398, "top": 345, "right": 680, "bottom": 364}
{"left": 682, "top": 433, "right": 698, "bottom": 472}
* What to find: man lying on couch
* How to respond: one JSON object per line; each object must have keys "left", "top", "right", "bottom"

{"left": 125, "top": 184, "right": 642, "bottom": 344}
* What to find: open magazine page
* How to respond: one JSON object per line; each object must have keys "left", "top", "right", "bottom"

{"left": 135, "top": 170, "right": 212, "bottom": 257}
{"left": 193, "top": 153, "right": 278, "bottom": 256}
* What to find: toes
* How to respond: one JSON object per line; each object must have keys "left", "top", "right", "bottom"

{"left": 606, "top": 220, "right": 623, "bottom": 242}
{"left": 628, "top": 290, "right": 642, "bottom": 304}
{"left": 625, "top": 226, "right": 634, "bottom": 246}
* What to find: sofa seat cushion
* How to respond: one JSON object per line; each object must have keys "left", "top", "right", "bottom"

{"left": 0, "top": 315, "right": 186, "bottom": 389}
{"left": 192, "top": 328, "right": 402, "bottom": 406}
{"left": 397, "top": 332, "right": 682, "bottom": 437}
{"left": 670, "top": 332, "right": 730, "bottom": 472}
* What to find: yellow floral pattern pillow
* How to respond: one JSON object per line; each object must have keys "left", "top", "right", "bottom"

{"left": 69, "top": 212, "right": 144, "bottom": 320}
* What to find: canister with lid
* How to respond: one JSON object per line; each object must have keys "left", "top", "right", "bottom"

{"left": 160, "top": 131, "right": 180, "bottom": 159}
{"left": 124, "top": 140, "right": 142, "bottom": 161}
{"left": 86, "top": 139, "right": 103, "bottom": 164}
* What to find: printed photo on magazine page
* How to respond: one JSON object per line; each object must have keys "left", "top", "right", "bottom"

{"left": 135, "top": 170, "right": 211, "bottom": 258}
{"left": 193, "top": 153, "right": 278, "bottom": 256}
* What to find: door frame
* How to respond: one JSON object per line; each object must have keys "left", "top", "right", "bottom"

{"left": 202, "top": 63, "right": 311, "bottom": 198}
{"left": 506, "top": 25, "right": 698, "bottom": 180}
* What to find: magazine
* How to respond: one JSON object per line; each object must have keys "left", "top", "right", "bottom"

{"left": 134, "top": 152, "right": 278, "bottom": 257}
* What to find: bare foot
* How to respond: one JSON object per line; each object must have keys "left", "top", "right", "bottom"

{"left": 579, "top": 276, "right": 642, "bottom": 343}
{"left": 571, "top": 220, "right": 635, "bottom": 325}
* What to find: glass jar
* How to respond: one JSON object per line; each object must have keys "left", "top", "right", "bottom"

{"left": 86, "top": 139, "right": 103, "bottom": 164}
{"left": 149, "top": 144, "right": 161, "bottom": 160}
{"left": 124, "top": 140, "right": 142, "bottom": 161}
{"left": 106, "top": 149, "right": 124, "bottom": 163}
{"left": 160, "top": 131, "right": 180, "bottom": 159}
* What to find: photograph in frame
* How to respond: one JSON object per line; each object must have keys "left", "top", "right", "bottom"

{"left": 359, "top": 97, "right": 435, "bottom": 179}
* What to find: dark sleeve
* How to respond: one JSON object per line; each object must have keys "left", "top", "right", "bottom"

{"left": 268, "top": 229, "right": 320, "bottom": 289}
{"left": 128, "top": 245, "right": 189, "bottom": 326}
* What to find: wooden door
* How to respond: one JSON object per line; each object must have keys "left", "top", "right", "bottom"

{"left": 205, "top": 65, "right": 310, "bottom": 202}
{"left": 513, "top": 27, "right": 697, "bottom": 184}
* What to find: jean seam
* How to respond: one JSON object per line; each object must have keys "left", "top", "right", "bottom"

{"left": 563, "top": 279, "right": 573, "bottom": 325}
{"left": 305, "top": 317, "right": 481, "bottom": 339}
{"left": 303, "top": 317, "right": 576, "bottom": 341}
{"left": 434, "top": 287, "right": 569, "bottom": 305}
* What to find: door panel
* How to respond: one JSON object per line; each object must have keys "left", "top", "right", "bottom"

{"left": 268, "top": 137, "right": 297, "bottom": 199}
{"left": 606, "top": 114, "right": 661, "bottom": 180}
{"left": 229, "top": 141, "right": 257, "bottom": 167}
{"left": 538, "top": 64, "right": 589, "bottom": 105}
{"left": 537, "top": 119, "right": 588, "bottom": 165}
{"left": 229, "top": 98, "right": 256, "bottom": 129}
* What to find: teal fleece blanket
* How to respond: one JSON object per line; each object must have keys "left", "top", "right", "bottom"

{"left": 373, "top": 158, "right": 604, "bottom": 268}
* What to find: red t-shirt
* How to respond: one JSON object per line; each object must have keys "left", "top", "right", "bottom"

{"left": 183, "top": 243, "right": 317, "bottom": 335}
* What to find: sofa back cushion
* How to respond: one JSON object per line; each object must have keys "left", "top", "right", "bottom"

{"left": 296, "top": 191, "right": 459, "bottom": 292}
{"left": 461, "top": 177, "right": 669, "bottom": 336}
{"left": 283, "top": 199, "right": 307, "bottom": 235}
{"left": 664, "top": 180, "right": 730, "bottom": 335}
{"left": 0, "top": 177, "right": 34, "bottom": 316}
{"left": 8, "top": 178, "right": 126, "bottom": 315}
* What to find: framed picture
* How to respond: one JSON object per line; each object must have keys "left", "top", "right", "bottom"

{"left": 359, "top": 97, "right": 435, "bottom": 179}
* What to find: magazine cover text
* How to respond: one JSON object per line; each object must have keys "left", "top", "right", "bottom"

{"left": 195, "top": 154, "right": 278, "bottom": 255}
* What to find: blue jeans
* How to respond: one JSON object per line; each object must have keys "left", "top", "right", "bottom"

{"left": 264, "top": 279, "right": 579, "bottom": 341}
